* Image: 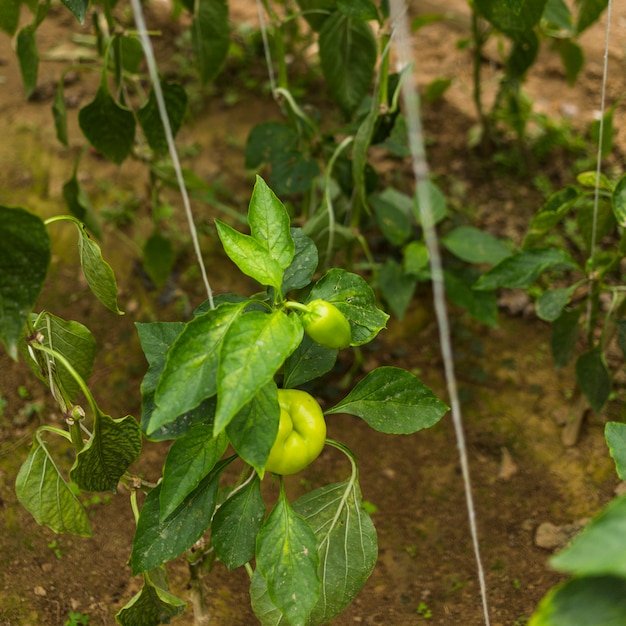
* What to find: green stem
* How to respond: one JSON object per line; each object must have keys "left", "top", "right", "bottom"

{"left": 38, "top": 425, "right": 73, "bottom": 441}
{"left": 283, "top": 300, "right": 309, "bottom": 313}
{"left": 69, "top": 422, "right": 85, "bottom": 452}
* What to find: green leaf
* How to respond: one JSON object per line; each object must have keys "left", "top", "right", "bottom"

{"left": 576, "top": 346, "right": 610, "bottom": 413}
{"left": 212, "top": 477, "right": 265, "bottom": 570}
{"left": 295, "top": 0, "right": 337, "bottom": 31}
{"left": 78, "top": 84, "right": 136, "bottom": 164}
{"left": 578, "top": 199, "right": 615, "bottom": 247}
{"left": 137, "top": 81, "right": 188, "bottom": 155}
{"left": 53, "top": 79, "right": 69, "bottom": 146}
{"left": 615, "top": 320, "right": 626, "bottom": 360}
{"left": 611, "top": 173, "right": 626, "bottom": 228}
{"left": 294, "top": 479, "right": 377, "bottom": 623}
{"left": 0, "top": 0, "right": 20, "bottom": 35}
{"left": 413, "top": 180, "right": 448, "bottom": 226}
{"left": 474, "top": 248, "right": 579, "bottom": 290}
{"left": 307, "top": 269, "right": 389, "bottom": 346}
{"left": 248, "top": 176, "right": 295, "bottom": 270}
{"left": 70, "top": 413, "right": 142, "bottom": 492}
{"left": 423, "top": 77, "right": 452, "bottom": 104}
{"left": 536, "top": 286, "right": 577, "bottom": 322}
{"left": 445, "top": 268, "right": 499, "bottom": 327}
{"left": 63, "top": 169, "right": 102, "bottom": 240}
{"left": 142, "top": 231, "right": 175, "bottom": 288}
{"left": 148, "top": 302, "right": 245, "bottom": 437}
{"left": 130, "top": 458, "right": 231, "bottom": 575}
{"left": 555, "top": 39, "right": 584, "bottom": 86}
{"left": 60, "top": 0, "right": 88, "bottom": 23}
{"left": 370, "top": 188, "right": 413, "bottom": 247}
{"left": 255, "top": 486, "right": 320, "bottom": 625}
{"left": 17, "top": 24, "right": 39, "bottom": 98}
{"left": 404, "top": 240, "right": 430, "bottom": 275}
{"left": 529, "top": 575, "right": 626, "bottom": 626}
{"left": 216, "top": 219, "right": 285, "bottom": 291}
{"left": 575, "top": 0, "right": 609, "bottom": 33}
{"left": 606, "top": 422, "right": 626, "bottom": 481}
{"left": 159, "top": 425, "right": 228, "bottom": 520}
{"left": 337, "top": 0, "right": 378, "bottom": 21}
{"left": 0, "top": 206, "right": 50, "bottom": 360}
{"left": 378, "top": 258, "right": 416, "bottom": 320}
{"left": 543, "top": 0, "right": 574, "bottom": 32}
{"left": 226, "top": 382, "right": 279, "bottom": 475}
{"left": 245, "top": 121, "right": 299, "bottom": 169}
{"left": 214, "top": 310, "right": 303, "bottom": 434}
{"left": 76, "top": 224, "right": 124, "bottom": 314}
{"left": 15, "top": 431, "right": 92, "bottom": 536}
{"left": 282, "top": 228, "right": 318, "bottom": 295}
{"left": 524, "top": 186, "right": 580, "bottom": 244}
{"left": 442, "top": 226, "right": 511, "bottom": 265}
{"left": 318, "top": 12, "right": 377, "bottom": 115}
{"left": 283, "top": 334, "right": 338, "bottom": 389}
{"left": 475, "top": 0, "right": 548, "bottom": 36}
{"left": 551, "top": 307, "right": 581, "bottom": 368}
{"left": 192, "top": 0, "right": 230, "bottom": 84}
{"left": 576, "top": 170, "right": 613, "bottom": 191}
{"left": 115, "top": 567, "right": 186, "bottom": 625}
{"left": 326, "top": 366, "right": 448, "bottom": 433}
{"left": 32, "top": 312, "right": 96, "bottom": 404}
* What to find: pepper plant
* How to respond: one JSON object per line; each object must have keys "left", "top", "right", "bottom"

{"left": 1, "top": 175, "right": 448, "bottom": 624}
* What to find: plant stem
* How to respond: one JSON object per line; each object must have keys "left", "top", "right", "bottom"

{"left": 471, "top": 12, "right": 490, "bottom": 146}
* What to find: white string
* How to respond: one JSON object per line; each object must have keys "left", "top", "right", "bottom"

{"left": 129, "top": 0, "right": 214, "bottom": 309}
{"left": 256, "top": 0, "right": 277, "bottom": 94}
{"left": 587, "top": 0, "right": 613, "bottom": 325}
{"left": 389, "top": 1, "right": 491, "bottom": 624}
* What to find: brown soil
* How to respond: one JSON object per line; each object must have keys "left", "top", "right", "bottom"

{"left": 1, "top": 2, "right": 626, "bottom": 625}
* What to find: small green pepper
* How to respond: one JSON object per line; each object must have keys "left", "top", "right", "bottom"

{"left": 302, "top": 299, "right": 351, "bottom": 350}
{"left": 264, "top": 389, "right": 326, "bottom": 475}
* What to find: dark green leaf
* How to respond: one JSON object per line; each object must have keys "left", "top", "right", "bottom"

{"left": 116, "top": 568, "right": 186, "bottom": 625}
{"left": 63, "top": 170, "right": 102, "bottom": 239}
{"left": 575, "top": 0, "right": 609, "bottom": 33}
{"left": 118, "top": 35, "right": 144, "bottom": 74}
{"left": 524, "top": 186, "right": 580, "bottom": 244}
{"left": 445, "top": 268, "right": 499, "bottom": 327}
{"left": 283, "top": 334, "right": 338, "bottom": 388}
{"left": 60, "top": 0, "right": 89, "bottom": 23}
{"left": 536, "top": 286, "right": 577, "bottom": 322}
{"left": 192, "top": 0, "right": 230, "bottom": 84}
{"left": 245, "top": 121, "right": 299, "bottom": 169}
{"left": 137, "top": 81, "right": 188, "bottom": 154}
{"left": 507, "top": 30, "right": 539, "bottom": 78}
{"left": 0, "top": 0, "right": 20, "bottom": 35}
{"left": 611, "top": 173, "right": 626, "bottom": 228}
{"left": 606, "top": 422, "right": 626, "bottom": 481}
{"left": 130, "top": 458, "right": 231, "bottom": 575}
{"left": 576, "top": 346, "right": 610, "bottom": 413}
{"left": 378, "top": 258, "right": 416, "bottom": 320}
{"left": 0, "top": 206, "right": 50, "bottom": 360}
{"left": 326, "top": 366, "right": 448, "bottom": 433}
{"left": 70, "top": 413, "right": 142, "bottom": 492}
{"left": 318, "top": 12, "right": 377, "bottom": 115}
{"left": 370, "top": 188, "right": 413, "bottom": 247}
{"left": 270, "top": 152, "right": 320, "bottom": 196}
{"left": 295, "top": 0, "right": 337, "bottom": 31}
{"left": 337, "top": 0, "right": 378, "bottom": 21}
{"left": 551, "top": 307, "right": 581, "bottom": 368}
{"left": 17, "top": 24, "right": 39, "bottom": 98}
{"left": 212, "top": 477, "right": 265, "bottom": 570}
{"left": 577, "top": 199, "right": 615, "bottom": 250}
{"left": 555, "top": 39, "right": 584, "bottom": 86}
{"left": 78, "top": 84, "right": 136, "bottom": 164}
{"left": 442, "top": 226, "right": 511, "bottom": 265}
{"left": 281, "top": 228, "right": 318, "bottom": 295}
{"left": 307, "top": 269, "right": 389, "bottom": 346}
{"left": 423, "top": 77, "right": 452, "bottom": 104}
{"left": 226, "top": 382, "right": 279, "bottom": 475}
{"left": 159, "top": 425, "right": 228, "bottom": 519}
{"left": 143, "top": 231, "right": 175, "bottom": 287}
{"left": 542, "top": 0, "right": 574, "bottom": 32}
{"left": 53, "top": 79, "right": 68, "bottom": 146}
{"left": 15, "top": 431, "right": 92, "bottom": 536}
{"left": 475, "top": 0, "right": 548, "bottom": 36}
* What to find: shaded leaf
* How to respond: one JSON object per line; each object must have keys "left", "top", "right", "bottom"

{"left": 283, "top": 334, "right": 338, "bottom": 389}
{"left": 60, "top": 0, "right": 89, "bottom": 23}
{"left": 378, "top": 258, "right": 416, "bottom": 320}
{"left": 17, "top": 24, "right": 39, "bottom": 98}
{"left": 281, "top": 228, "right": 318, "bottom": 295}
{"left": 605, "top": 422, "right": 626, "bottom": 481}
{"left": 536, "top": 286, "right": 577, "bottom": 322}
{"left": 143, "top": 231, "right": 175, "bottom": 288}
{"left": 192, "top": 0, "right": 230, "bottom": 84}
{"left": 441, "top": 226, "right": 511, "bottom": 265}
{"left": 551, "top": 307, "right": 581, "bottom": 368}
{"left": 63, "top": 169, "right": 101, "bottom": 239}
{"left": 0, "top": 0, "right": 20, "bottom": 35}
{"left": 611, "top": 173, "right": 626, "bottom": 228}
{"left": 576, "top": 346, "right": 610, "bottom": 413}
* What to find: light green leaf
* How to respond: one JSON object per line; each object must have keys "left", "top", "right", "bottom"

{"left": 413, "top": 180, "right": 448, "bottom": 226}
{"left": 159, "top": 425, "right": 228, "bottom": 520}
{"left": 307, "top": 269, "right": 389, "bottom": 346}
{"left": 255, "top": 486, "right": 320, "bottom": 625}
{"left": 524, "top": 185, "right": 581, "bottom": 245}
{"left": 404, "top": 240, "right": 430, "bottom": 275}
{"left": 536, "top": 286, "right": 577, "bottom": 322}
{"left": 611, "top": 173, "right": 626, "bottom": 228}
{"left": 192, "top": 0, "right": 230, "bottom": 84}
{"left": 283, "top": 334, "right": 338, "bottom": 389}
{"left": 15, "top": 431, "right": 92, "bottom": 536}
{"left": 326, "top": 366, "right": 448, "bottom": 433}
{"left": 576, "top": 346, "right": 610, "bottom": 413}
{"left": 0, "top": 206, "right": 50, "bottom": 360}
{"left": 70, "top": 413, "right": 142, "bottom": 493}
{"left": 318, "top": 12, "right": 377, "bottom": 115}
{"left": 212, "top": 477, "right": 266, "bottom": 570}
{"left": 248, "top": 176, "right": 295, "bottom": 270}
{"left": 76, "top": 224, "right": 124, "bottom": 314}
{"left": 214, "top": 310, "right": 303, "bottom": 434}
{"left": 441, "top": 226, "right": 511, "bottom": 265}
{"left": 115, "top": 567, "right": 186, "bottom": 625}
{"left": 543, "top": 0, "right": 574, "bottom": 32}
{"left": 337, "top": 0, "right": 378, "bottom": 21}
{"left": 216, "top": 219, "right": 285, "bottom": 291}
{"left": 576, "top": 170, "right": 613, "bottom": 191}
{"left": 148, "top": 302, "right": 245, "bottom": 437}
{"left": 606, "top": 422, "right": 626, "bottom": 481}
{"left": 17, "top": 24, "right": 39, "bottom": 98}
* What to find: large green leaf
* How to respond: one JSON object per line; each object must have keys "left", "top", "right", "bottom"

{"left": 0, "top": 206, "right": 50, "bottom": 360}
{"left": 212, "top": 477, "right": 266, "bottom": 570}
{"left": 148, "top": 302, "right": 245, "bottom": 437}
{"left": 307, "top": 269, "right": 389, "bottom": 346}
{"left": 70, "top": 413, "right": 142, "bottom": 493}
{"left": 192, "top": 0, "right": 230, "bottom": 84}
{"left": 318, "top": 12, "right": 377, "bottom": 115}
{"left": 116, "top": 567, "right": 186, "bottom": 625}
{"left": 17, "top": 24, "right": 39, "bottom": 98}
{"left": 214, "top": 310, "right": 303, "bottom": 433}
{"left": 130, "top": 458, "right": 232, "bottom": 575}
{"left": 0, "top": 0, "right": 20, "bottom": 35}
{"left": 529, "top": 575, "right": 626, "bottom": 626}
{"left": 15, "top": 431, "right": 92, "bottom": 536}
{"left": 326, "top": 366, "right": 448, "bottom": 433}
{"left": 576, "top": 346, "right": 611, "bottom": 413}
{"left": 441, "top": 226, "right": 511, "bottom": 265}
{"left": 606, "top": 422, "right": 626, "bottom": 481}
{"left": 32, "top": 312, "right": 96, "bottom": 404}
{"left": 474, "top": 248, "right": 579, "bottom": 290}
{"left": 255, "top": 486, "right": 320, "bottom": 625}
{"left": 78, "top": 83, "right": 136, "bottom": 164}
{"left": 159, "top": 425, "right": 228, "bottom": 520}
{"left": 575, "top": 0, "right": 609, "bottom": 33}
{"left": 283, "top": 334, "right": 338, "bottom": 389}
